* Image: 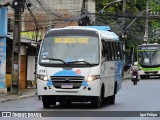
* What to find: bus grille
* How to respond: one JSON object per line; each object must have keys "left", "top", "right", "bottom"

{"left": 50, "top": 76, "right": 85, "bottom": 89}
{"left": 144, "top": 71, "right": 158, "bottom": 74}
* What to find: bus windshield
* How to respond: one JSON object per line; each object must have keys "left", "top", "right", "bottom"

{"left": 138, "top": 46, "right": 160, "bottom": 66}
{"left": 39, "top": 36, "right": 99, "bottom": 66}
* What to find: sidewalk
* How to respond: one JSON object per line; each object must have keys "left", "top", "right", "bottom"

{"left": 0, "top": 88, "right": 37, "bottom": 103}
{"left": 123, "top": 71, "right": 132, "bottom": 80}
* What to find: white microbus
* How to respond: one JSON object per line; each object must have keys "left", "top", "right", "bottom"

{"left": 37, "top": 26, "right": 124, "bottom": 108}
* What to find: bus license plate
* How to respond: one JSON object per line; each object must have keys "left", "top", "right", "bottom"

{"left": 61, "top": 84, "right": 73, "bottom": 88}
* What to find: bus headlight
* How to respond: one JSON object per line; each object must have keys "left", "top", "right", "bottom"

{"left": 37, "top": 74, "right": 48, "bottom": 81}
{"left": 87, "top": 75, "right": 100, "bottom": 82}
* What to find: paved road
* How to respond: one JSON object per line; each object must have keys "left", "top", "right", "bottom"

{"left": 0, "top": 78, "right": 160, "bottom": 119}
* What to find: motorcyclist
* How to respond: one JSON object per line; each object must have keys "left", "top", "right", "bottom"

{"left": 131, "top": 62, "right": 140, "bottom": 79}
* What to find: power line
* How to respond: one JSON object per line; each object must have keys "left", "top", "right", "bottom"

{"left": 37, "top": 0, "right": 63, "bottom": 19}
{"left": 0, "top": 2, "right": 10, "bottom": 7}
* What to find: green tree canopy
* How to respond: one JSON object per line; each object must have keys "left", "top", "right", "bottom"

{"left": 96, "top": 0, "right": 160, "bottom": 46}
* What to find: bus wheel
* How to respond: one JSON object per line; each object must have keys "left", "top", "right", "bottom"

{"left": 141, "top": 75, "right": 145, "bottom": 79}
{"left": 108, "top": 84, "right": 117, "bottom": 104}
{"left": 42, "top": 96, "right": 50, "bottom": 108}
{"left": 91, "top": 96, "right": 101, "bottom": 108}
{"left": 108, "top": 94, "right": 115, "bottom": 105}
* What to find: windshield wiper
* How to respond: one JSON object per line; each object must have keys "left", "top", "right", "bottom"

{"left": 42, "top": 58, "right": 69, "bottom": 66}
{"left": 67, "top": 60, "right": 93, "bottom": 66}
{"left": 152, "top": 50, "right": 157, "bottom": 57}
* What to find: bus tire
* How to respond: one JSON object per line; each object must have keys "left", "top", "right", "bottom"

{"left": 140, "top": 75, "right": 145, "bottom": 79}
{"left": 91, "top": 96, "right": 101, "bottom": 108}
{"left": 108, "top": 95, "right": 115, "bottom": 105}
{"left": 101, "top": 85, "right": 105, "bottom": 106}
{"left": 108, "top": 83, "right": 117, "bottom": 105}
{"left": 42, "top": 96, "right": 50, "bottom": 108}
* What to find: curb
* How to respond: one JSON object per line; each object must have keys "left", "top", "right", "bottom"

{"left": 123, "top": 77, "right": 131, "bottom": 80}
{"left": 0, "top": 93, "right": 36, "bottom": 103}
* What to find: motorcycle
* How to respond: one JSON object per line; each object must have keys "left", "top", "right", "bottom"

{"left": 131, "top": 70, "right": 139, "bottom": 85}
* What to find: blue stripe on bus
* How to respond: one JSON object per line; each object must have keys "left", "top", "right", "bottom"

{"left": 85, "top": 26, "right": 111, "bottom": 31}
{"left": 115, "top": 61, "right": 124, "bottom": 91}
{"left": 52, "top": 70, "right": 80, "bottom": 76}
{"left": 82, "top": 81, "right": 88, "bottom": 87}
{"left": 115, "top": 61, "right": 124, "bottom": 80}
{"left": 47, "top": 79, "right": 53, "bottom": 86}
{"left": 49, "top": 70, "right": 88, "bottom": 87}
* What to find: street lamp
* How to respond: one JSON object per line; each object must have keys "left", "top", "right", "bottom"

{"left": 123, "top": 8, "right": 151, "bottom": 64}
{"left": 98, "top": 0, "right": 123, "bottom": 13}
{"left": 125, "top": 9, "right": 151, "bottom": 31}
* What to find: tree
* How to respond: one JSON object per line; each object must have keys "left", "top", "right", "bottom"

{"left": 95, "top": 0, "right": 160, "bottom": 63}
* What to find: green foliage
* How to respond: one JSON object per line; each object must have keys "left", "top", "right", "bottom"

{"left": 95, "top": 0, "right": 160, "bottom": 63}
{"left": 96, "top": 0, "right": 160, "bottom": 48}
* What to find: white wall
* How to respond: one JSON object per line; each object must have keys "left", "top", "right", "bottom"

{"left": 20, "top": 45, "right": 27, "bottom": 55}
{"left": 27, "top": 56, "right": 35, "bottom": 81}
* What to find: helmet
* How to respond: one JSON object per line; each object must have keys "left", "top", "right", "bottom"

{"left": 134, "top": 62, "right": 138, "bottom": 66}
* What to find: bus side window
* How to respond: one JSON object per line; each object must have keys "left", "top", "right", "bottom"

{"left": 104, "top": 41, "right": 108, "bottom": 60}
{"left": 102, "top": 40, "right": 109, "bottom": 61}
{"left": 114, "top": 42, "right": 118, "bottom": 60}
{"left": 107, "top": 41, "right": 113, "bottom": 61}
{"left": 102, "top": 40, "right": 106, "bottom": 58}
{"left": 110, "top": 42, "right": 115, "bottom": 60}
{"left": 115, "top": 42, "right": 120, "bottom": 60}
{"left": 118, "top": 43, "right": 123, "bottom": 60}
{"left": 112, "top": 42, "right": 117, "bottom": 60}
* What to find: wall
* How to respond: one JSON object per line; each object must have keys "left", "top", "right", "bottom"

{"left": 27, "top": 56, "right": 35, "bottom": 81}
{"left": 6, "top": 0, "right": 95, "bottom": 31}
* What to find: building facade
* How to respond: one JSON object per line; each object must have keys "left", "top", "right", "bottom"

{"left": 1, "top": 0, "right": 96, "bottom": 90}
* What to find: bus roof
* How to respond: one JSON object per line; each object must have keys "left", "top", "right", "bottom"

{"left": 65, "top": 26, "right": 119, "bottom": 41}
{"left": 65, "top": 26, "right": 111, "bottom": 31}
{"left": 85, "top": 26, "right": 111, "bottom": 31}
{"left": 99, "top": 30, "right": 119, "bottom": 41}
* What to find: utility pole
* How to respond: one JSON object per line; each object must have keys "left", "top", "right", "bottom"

{"left": 144, "top": 1, "right": 149, "bottom": 44}
{"left": 122, "top": 0, "right": 126, "bottom": 30}
{"left": 122, "top": 0, "right": 126, "bottom": 64}
{"left": 11, "top": 0, "right": 25, "bottom": 94}
{"left": 78, "top": 0, "right": 90, "bottom": 26}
